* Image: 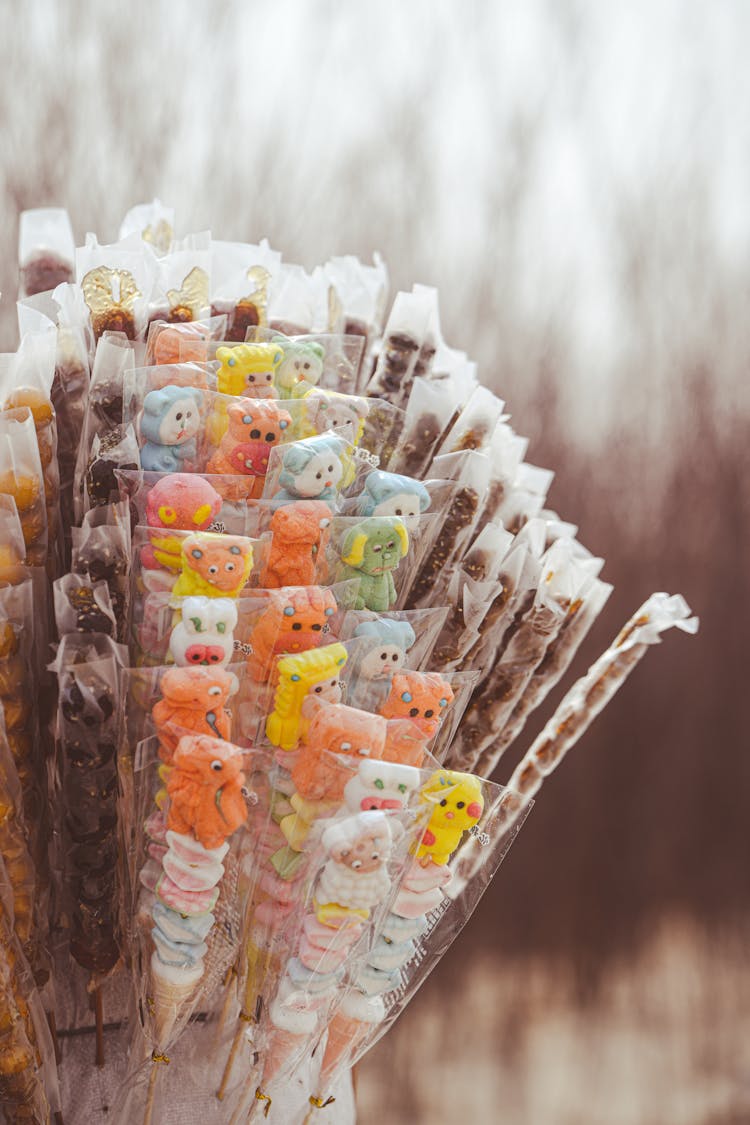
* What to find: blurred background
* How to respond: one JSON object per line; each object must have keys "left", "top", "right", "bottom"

{"left": 2, "top": 1, "right": 748, "bottom": 1121}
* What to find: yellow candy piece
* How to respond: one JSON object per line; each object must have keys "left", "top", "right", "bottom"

{"left": 266, "top": 644, "right": 348, "bottom": 751}
{"left": 415, "top": 769, "right": 485, "bottom": 865}
{"left": 208, "top": 343, "right": 284, "bottom": 444}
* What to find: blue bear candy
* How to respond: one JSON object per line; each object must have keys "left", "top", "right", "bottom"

{"left": 349, "top": 617, "right": 417, "bottom": 710}
{"left": 270, "top": 433, "right": 347, "bottom": 511}
{"left": 357, "top": 470, "right": 430, "bottom": 531}
{"left": 140, "top": 385, "right": 202, "bottom": 473}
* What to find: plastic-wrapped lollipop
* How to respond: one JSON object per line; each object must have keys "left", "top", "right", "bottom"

{"left": 140, "top": 734, "right": 250, "bottom": 1125}
{"left": 0, "top": 858, "right": 61, "bottom": 1125}
{"left": 18, "top": 208, "right": 75, "bottom": 298}
{"left": 206, "top": 398, "right": 293, "bottom": 499}
{"left": 405, "top": 450, "right": 490, "bottom": 610}
{"left": 451, "top": 541, "right": 596, "bottom": 773}
{"left": 54, "top": 633, "right": 125, "bottom": 1060}
{"left": 256, "top": 810, "right": 402, "bottom": 1106}
{"left": 0, "top": 407, "right": 49, "bottom": 569}
{"left": 332, "top": 517, "right": 409, "bottom": 613}
{"left": 310, "top": 768, "right": 520, "bottom": 1107}
{"left": 215, "top": 646, "right": 350, "bottom": 1096}
{"left": 473, "top": 572, "right": 612, "bottom": 776}
{"left": 260, "top": 501, "right": 332, "bottom": 589}
{"left": 485, "top": 592, "right": 698, "bottom": 793}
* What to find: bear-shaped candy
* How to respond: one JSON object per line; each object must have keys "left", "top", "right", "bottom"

{"left": 273, "top": 339, "right": 325, "bottom": 400}
{"left": 207, "top": 398, "right": 291, "bottom": 500}
{"left": 169, "top": 596, "right": 238, "bottom": 667}
{"left": 335, "top": 517, "right": 409, "bottom": 612}
{"left": 260, "top": 500, "right": 331, "bottom": 588}
{"left": 357, "top": 470, "right": 430, "bottom": 533}
{"left": 140, "top": 385, "right": 202, "bottom": 473}
{"left": 270, "top": 434, "right": 346, "bottom": 511}
{"left": 344, "top": 759, "right": 420, "bottom": 813}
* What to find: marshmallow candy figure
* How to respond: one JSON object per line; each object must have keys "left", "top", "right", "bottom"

{"left": 168, "top": 597, "right": 238, "bottom": 667}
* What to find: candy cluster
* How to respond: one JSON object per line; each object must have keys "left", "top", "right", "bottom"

{"left": 0, "top": 201, "right": 695, "bottom": 1125}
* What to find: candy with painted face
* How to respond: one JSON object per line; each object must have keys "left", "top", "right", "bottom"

{"left": 140, "top": 385, "right": 202, "bottom": 473}
{"left": 152, "top": 666, "right": 237, "bottom": 763}
{"left": 166, "top": 734, "right": 247, "bottom": 851}
{"left": 273, "top": 338, "right": 325, "bottom": 399}
{"left": 261, "top": 500, "right": 332, "bottom": 588}
{"left": 415, "top": 769, "right": 484, "bottom": 866}
{"left": 379, "top": 671, "right": 454, "bottom": 739}
{"left": 313, "top": 812, "right": 394, "bottom": 924}
{"left": 336, "top": 517, "right": 409, "bottom": 613}
{"left": 171, "top": 531, "right": 254, "bottom": 599}
{"left": 353, "top": 618, "right": 416, "bottom": 680}
{"left": 143, "top": 475, "right": 222, "bottom": 573}
{"left": 270, "top": 434, "right": 346, "bottom": 511}
{"left": 265, "top": 643, "right": 348, "bottom": 752}
{"left": 357, "top": 470, "right": 430, "bottom": 533}
{"left": 343, "top": 758, "right": 420, "bottom": 813}
{"left": 207, "top": 398, "right": 291, "bottom": 499}
{"left": 246, "top": 586, "right": 338, "bottom": 683}
{"left": 290, "top": 703, "right": 387, "bottom": 805}
{"left": 216, "top": 342, "right": 284, "bottom": 398}
{"left": 168, "top": 596, "right": 238, "bottom": 666}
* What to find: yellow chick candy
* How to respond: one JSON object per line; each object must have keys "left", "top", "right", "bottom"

{"left": 415, "top": 769, "right": 484, "bottom": 866}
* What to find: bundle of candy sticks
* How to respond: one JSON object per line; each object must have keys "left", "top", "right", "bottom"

{"left": 0, "top": 202, "right": 696, "bottom": 1125}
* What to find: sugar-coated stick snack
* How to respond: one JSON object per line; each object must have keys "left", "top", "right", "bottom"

{"left": 487, "top": 593, "right": 697, "bottom": 795}
{"left": 473, "top": 575, "right": 612, "bottom": 775}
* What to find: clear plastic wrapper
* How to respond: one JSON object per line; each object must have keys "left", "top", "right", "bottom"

{"left": 146, "top": 233, "right": 211, "bottom": 326}
{"left": 71, "top": 500, "right": 132, "bottom": 643}
{"left": 0, "top": 407, "right": 48, "bottom": 568}
{"left": 494, "top": 461, "right": 555, "bottom": 535}
{"left": 119, "top": 199, "right": 175, "bottom": 254}
{"left": 365, "top": 288, "right": 439, "bottom": 407}
{"left": 338, "top": 607, "right": 450, "bottom": 706}
{"left": 0, "top": 714, "right": 44, "bottom": 987}
{"left": 0, "top": 850, "right": 61, "bottom": 1123}
{"left": 18, "top": 208, "right": 75, "bottom": 298}
{"left": 267, "top": 264, "right": 319, "bottom": 337}
{"left": 75, "top": 231, "right": 158, "bottom": 341}
{"left": 0, "top": 330, "right": 61, "bottom": 575}
{"left": 389, "top": 376, "right": 459, "bottom": 479}
{"left": 433, "top": 384, "right": 505, "bottom": 458}
{"left": 304, "top": 769, "right": 530, "bottom": 1105}
{"left": 474, "top": 572, "right": 612, "bottom": 776}
{"left": 210, "top": 238, "right": 281, "bottom": 340}
{"left": 262, "top": 432, "right": 362, "bottom": 514}
{"left": 246, "top": 332, "right": 365, "bottom": 401}
{"left": 325, "top": 515, "right": 426, "bottom": 614}
{"left": 490, "top": 593, "right": 697, "bottom": 819}
{"left": 449, "top": 541, "right": 598, "bottom": 774}
{"left": 53, "top": 574, "right": 116, "bottom": 638}
{"left": 405, "top": 450, "right": 491, "bottom": 609}
{"left": 429, "top": 524, "right": 514, "bottom": 670}
{"left": 321, "top": 254, "right": 389, "bottom": 389}
{"left": 112, "top": 735, "right": 270, "bottom": 1125}
{"left": 52, "top": 633, "right": 126, "bottom": 981}
{"left": 144, "top": 315, "right": 227, "bottom": 367}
